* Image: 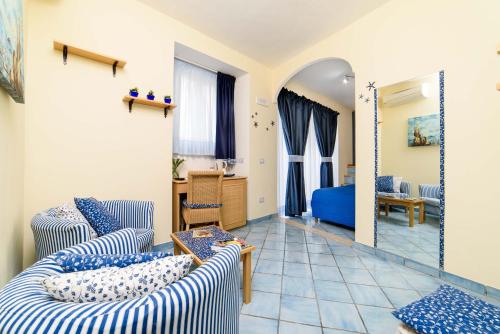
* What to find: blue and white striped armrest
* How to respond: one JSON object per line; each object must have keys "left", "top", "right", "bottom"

{"left": 31, "top": 214, "right": 92, "bottom": 260}
{"left": 102, "top": 200, "right": 154, "bottom": 230}
{"left": 419, "top": 184, "right": 440, "bottom": 199}
{"left": 54, "top": 228, "right": 138, "bottom": 256}
{"left": 0, "top": 242, "right": 240, "bottom": 334}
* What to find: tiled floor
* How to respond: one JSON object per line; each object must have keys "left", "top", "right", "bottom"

{"left": 377, "top": 210, "right": 439, "bottom": 267}
{"left": 228, "top": 216, "right": 497, "bottom": 334}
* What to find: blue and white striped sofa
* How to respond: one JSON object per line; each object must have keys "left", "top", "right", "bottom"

{"left": 0, "top": 228, "right": 241, "bottom": 334}
{"left": 378, "top": 180, "right": 411, "bottom": 199}
{"left": 419, "top": 184, "right": 440, "bottom": 216}
{"left": 31, "top": 200, "right": 155, "bottom": 260}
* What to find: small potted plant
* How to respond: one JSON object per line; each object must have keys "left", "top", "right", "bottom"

{"left": 172, "top": 157, "right": 185, "bottom": 180}
{"left": 164, "top": 95, "right": 172, "bottom": 104}
{"left": 147, "top": 90, "right": 155, "bottom": 101}
{"left": 129, "top": 87, "right": 139, "bottom": 97}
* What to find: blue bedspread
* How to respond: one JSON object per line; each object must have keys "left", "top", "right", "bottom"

{"left": 311, "top": 184, "right": 355, "bottom": 229}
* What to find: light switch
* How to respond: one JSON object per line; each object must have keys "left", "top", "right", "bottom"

{"left": 259, "top": 158, "right": 265, "bottom": 165}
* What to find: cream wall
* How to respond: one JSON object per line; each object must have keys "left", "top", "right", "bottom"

{"left": 284, "top": 80, "right": 353, "bottom": 185}
{"left": 379, "top": 74, "right": 440, "bottom": 197}
{"left": 0, "top": 90, "right": 25, "bottom": 285}
{"left": 23, "top": 0, "right": 273, "bottom": 266}
{"left": 272, "top": 0, "right": 500, "bottom": 287}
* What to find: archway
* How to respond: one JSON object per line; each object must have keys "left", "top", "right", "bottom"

{"left": 275, "top": 57, "right": 356, "bottom": 239}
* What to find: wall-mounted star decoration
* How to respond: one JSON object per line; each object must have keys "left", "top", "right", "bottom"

{"left": 266, "top": 127, "right": 269, "bottom": 131}
{"left": 255, "top": 112, "right": 258, "bottom": 116}
{"left": 251, "top": 115, "right": 254, "bottom": 119}
{"left": 367, "top": 82, "right": 376, "bottom": 91}
{"left": 253, "top": 121, "right": 259, "bottom": 128}
{"left": 365, "top": 97, "right": 370, "bottom": 103}
{"left": 359, "top": 93, "right": 364, "bottom": 100}
{"left": 271, "top": 120, "right": 275, "bottom": 126}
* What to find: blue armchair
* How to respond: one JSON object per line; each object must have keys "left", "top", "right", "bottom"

{"left": 419, "top": 184, "right": 440, "bottom": 216}
{"left": 0, "top": 229, "right": 241, "bottom": 334}
{"left": 31, "top": 200, "right": 154, "bottom": 259}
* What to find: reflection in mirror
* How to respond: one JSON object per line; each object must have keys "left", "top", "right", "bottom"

{"left": 376, "top": 72, "right": 442, "bottom": 268}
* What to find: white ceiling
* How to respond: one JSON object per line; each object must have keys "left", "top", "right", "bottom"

{"left": 139, "top": 0, "right": 390, "bottom": 66}
{"left": 287, "top": 58, "right": 355, "bottom": 109}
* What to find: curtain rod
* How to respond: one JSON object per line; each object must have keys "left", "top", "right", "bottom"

{"left": 174, "top": 56, "right": 218, "bottom": 74}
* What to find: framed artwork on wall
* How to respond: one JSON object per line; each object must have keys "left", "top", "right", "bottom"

{"left": 0, "top": 0, "right": 24, "bottom": 103}
{"left": 407, "top": 114, "right": 439, "bottom": 147}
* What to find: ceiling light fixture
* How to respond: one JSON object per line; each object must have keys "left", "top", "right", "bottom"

{"left": 343, "top": 74, "right": 355, "bottom": 84}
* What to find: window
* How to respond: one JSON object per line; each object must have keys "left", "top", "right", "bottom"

{"left": 173, "top": 59, "right": 217, "bottom": 156}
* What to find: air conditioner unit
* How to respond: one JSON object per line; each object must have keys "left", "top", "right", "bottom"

{"left": 381, "top": 83, "right": 430, "bottom": 107}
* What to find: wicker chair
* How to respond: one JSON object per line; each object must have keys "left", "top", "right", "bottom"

{"left": 182, "top": 170, "right": 224, "bottom": 230}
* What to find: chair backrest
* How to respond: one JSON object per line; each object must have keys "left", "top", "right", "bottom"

{"left": 187, "top": 170, "right": 224, "bottom": 205}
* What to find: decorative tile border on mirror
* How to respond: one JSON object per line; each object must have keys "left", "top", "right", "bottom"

{"left": 373, "top": 71, "right": 445, "bottom": 270}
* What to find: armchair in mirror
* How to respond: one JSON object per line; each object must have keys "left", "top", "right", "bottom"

{"left": 375, "top": 71, "right": 444, "bottom": 269}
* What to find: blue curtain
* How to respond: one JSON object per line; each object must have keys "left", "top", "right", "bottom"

{"left": 312, "top": 102, "right": 339, "bottom": 188}
{"left": 278, "top": 88, "right": 312, "bottom": 216}
{"left": 215, "top": 72, "right": 236, "bottom": 159}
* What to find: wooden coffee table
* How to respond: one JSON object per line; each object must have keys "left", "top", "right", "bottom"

{"left": 377, "top": 196, "right": 425, "bottom": 227}
{"left": 170, "top": 226, "right": 256, "bottom": 304}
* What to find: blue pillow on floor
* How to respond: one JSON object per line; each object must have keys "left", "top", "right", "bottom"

{"left": 392, "top": 285, "right": 500, "bottom": 334}
{"left": 75, "top": 197, "right": 121, "bottom": 236}
{"left": 377, "top": 176, "right": 394, "bottom": 193}
{"left": 53, "top": 252, "right": 173, "bottom": 272}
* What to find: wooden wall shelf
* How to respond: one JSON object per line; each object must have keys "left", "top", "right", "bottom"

{"left": 123, "top": 96, "right": 176, "bottom": 117}
{"left": 53, "top": 41, "right": 126, "bottom": 76}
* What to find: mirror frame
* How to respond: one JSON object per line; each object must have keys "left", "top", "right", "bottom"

{"left": 373, "top": 70, "right": 445, "bottom": 269}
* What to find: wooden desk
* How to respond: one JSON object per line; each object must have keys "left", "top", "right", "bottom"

{"left": 172, "top": 176, "right": 247, "bottom": 232}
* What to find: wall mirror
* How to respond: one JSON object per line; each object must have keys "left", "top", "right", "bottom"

{"left": 374, "top": 71, "right": 444, "bottom": 269}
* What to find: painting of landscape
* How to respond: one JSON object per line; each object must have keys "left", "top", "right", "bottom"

{"left": 408, "top": 114, "right": 439, "bottom": 147}
{"left": 0, "top": 0, "right": 24, "bottom": 103}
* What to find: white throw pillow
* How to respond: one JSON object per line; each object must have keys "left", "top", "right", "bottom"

{"left": 48, "top": 203, "right": 98, "bottom": 239}
{"left": 393, "top": 176, "right": 403, "bottom": 193}
{"left": 43, "top": 254, "right": 193, "bottom": 303}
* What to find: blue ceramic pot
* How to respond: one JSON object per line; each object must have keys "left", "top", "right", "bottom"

{"left": 129, "top": 91, "right": 139, "bottom": 97}
{"left": 164, "top": 98, "right": 172, "bottom": 104}
{"left": 147, "top": 95, "right": 155, "bottom": 101}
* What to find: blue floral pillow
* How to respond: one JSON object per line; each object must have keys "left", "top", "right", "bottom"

{"left": 53, "top": 252, "right": 172, "bottom": 272}
{"left": 377, "top": 176, "right": 394, "bottom": 193}
{"left": 392, "top": 285, "right": 500, "bottom": 334}
{"left": 43, "top": 255, "right": 193, "bottom": 303}
{"left": 74, "top": 197, "right": 121, "bottom": 236}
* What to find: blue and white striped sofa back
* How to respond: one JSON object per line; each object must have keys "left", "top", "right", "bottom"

{"left": 31, "top": 200, "right": 155, "bottom": 260}
{"left": 0, "top": 229, "right": 240, "bottom": 334}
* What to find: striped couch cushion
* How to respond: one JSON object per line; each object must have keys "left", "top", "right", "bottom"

{"left": 0, "top": 230, "right": 240, "bottom": 334}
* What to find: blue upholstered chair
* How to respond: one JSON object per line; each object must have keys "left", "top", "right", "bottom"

{"left": 31, "top": 200, "right": 154, "bottom": 259}
{"left": 0, "top": 229, "right": 241, "bottom": 334}
{"left": 419, "top": 184, "right": 440, "bottom": 216}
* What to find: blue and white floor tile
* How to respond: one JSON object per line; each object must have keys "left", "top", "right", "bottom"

{"left": 167, "top": 216, "right": 497, "bottom": 333}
